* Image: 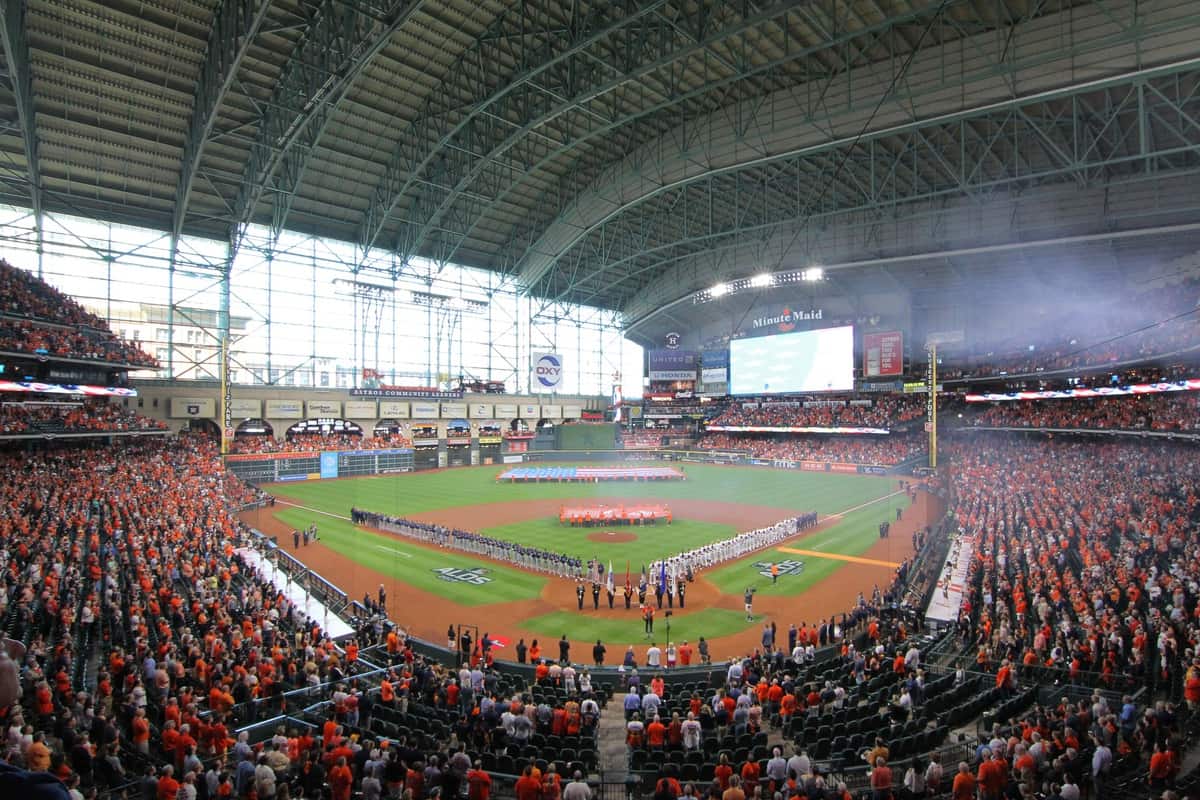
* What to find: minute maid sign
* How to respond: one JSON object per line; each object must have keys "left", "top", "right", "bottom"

{"left": 531, "top": 353, "right": 564, "bottom": 390}
{"left": 752, "top": 307, "right": 823, "bottom": 332}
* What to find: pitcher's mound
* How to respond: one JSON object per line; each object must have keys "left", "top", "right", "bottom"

{"left": 586, "top": 531, "right": 638, "bottom": 543}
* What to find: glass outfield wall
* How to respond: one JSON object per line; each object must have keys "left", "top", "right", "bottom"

{"left": 0, "top": 206, "right": 642, "bottom": 396}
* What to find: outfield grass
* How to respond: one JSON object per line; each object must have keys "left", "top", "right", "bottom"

{"left": 519, "top": 607, "right": 752, "bottom": 645}
{"left": 480, "top": 516, "right": 737, "bottom": 571}
{"left": 704, "top": 491, "right": 909, "bottom": 597}
{"left": 272, "top": 507, "right": 547, "bottom": 604}
{"left": 264, "top": 464, "right": 903, "bottom": 612}
{"left": 267, "top": 463, "right": 893, "bottom": 518}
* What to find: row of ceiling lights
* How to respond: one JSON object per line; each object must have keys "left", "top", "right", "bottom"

{"left": 693, "top": 267, "right": 825, "bottom": 303}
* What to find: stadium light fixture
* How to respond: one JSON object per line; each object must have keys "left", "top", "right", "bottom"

{"left": 709, "top": 282, "right": 729, "bottom": 297}
{"left": 749, "top": 273, "right": 773, "bottom": 287}
{"left": 801, "top": 267, "right": 824, "bottom": 282}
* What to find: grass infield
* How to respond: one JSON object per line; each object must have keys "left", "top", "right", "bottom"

{"left": 265, "top": 463, "right": 893, "bottom": 518}
{"left": 272, "top": 507, "right": 548, "bottom": 605}
{"left": 264, "top": 464, "right": 902, "bottom": 615}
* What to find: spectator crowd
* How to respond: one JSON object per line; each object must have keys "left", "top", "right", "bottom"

{"left": 967, "top": 394, "right": 1200, "bottom": 433}
{"left": 947, "top": 435, "right": 1200, "bottom": 694}
{"left": 938, "top": 275, "right": 1200, "bottom": 381}
{"left": 231, "top": 431, "right": 414, "bottom": 454}
{"left": 695, "top": 433, "right": 925, "bottom": 466}
{"left": 0, "top": 261, "right": 157, "bottom": 367}
{"left": 709, "top": 396, "right": 924, "bottom": 430}
{"left": 0, "top": 400, "right": 167, "bottom": 435}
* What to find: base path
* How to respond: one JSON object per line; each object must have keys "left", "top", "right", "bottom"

{"left": 776, "top": 547, "right": 902, "bottom": 568}
{"left": 245, "top": 485, "right": 941, "bottom": 662}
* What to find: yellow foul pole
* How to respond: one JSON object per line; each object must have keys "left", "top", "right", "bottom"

{"left": 927, "top": 344, "right": 937, "bottom": 469}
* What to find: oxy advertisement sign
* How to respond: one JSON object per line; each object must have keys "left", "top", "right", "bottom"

{"left": 531, "top": 353, "right": 564, "bottom": 390}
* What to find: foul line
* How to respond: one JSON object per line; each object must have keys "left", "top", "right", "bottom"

{"left": 821, "top": 488, "right": 905, "bottom": 522}
{"left": 266, "top": 501, "right": 415, "bottom": 558}
{"left": 273, "top": 500, "right": 352, "bottom": 521}
{"left": 777, "top": 547, "right": 901, "bottom": 569}
{"left": 372, "top": 544, "right": 412, "bottom": 559}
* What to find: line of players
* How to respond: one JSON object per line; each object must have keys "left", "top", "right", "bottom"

{"left": 570, "top": 511, "right": 819, "bottom": 614}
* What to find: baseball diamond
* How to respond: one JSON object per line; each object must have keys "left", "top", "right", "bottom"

{"left": 0, "top": 4, "right": 1193, "bottom": 798}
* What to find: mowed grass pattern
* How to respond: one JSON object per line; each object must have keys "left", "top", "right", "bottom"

{"left": 272, "top": 507, "right": 547, "bottom": 605}
{"left": 704, "top": 491, "right": 909, "bottom": 597}
{"left": 263, "top": 465, "right": 901, "bottom": 615}
{"left": 479, "top": 516, "right": 737, "bottom": 570}
{"left": 267, "top": 463, "right": 894, "bottom": 517}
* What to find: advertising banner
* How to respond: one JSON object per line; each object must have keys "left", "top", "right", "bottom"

{"left": 170, "top": 397, "right": 216, "bottom": 418}
{"left": 541, "top": 404, "right": 562, "bottom": 419}
{"left": 531, "top": 353, "right": 564, "bottom": 390}
{"left": 965, "top": 378, "right": 1200, "bottom": 401}
{"left": 265, "top": 399, "right": 303, "bottom": 419}
{"left": 379, "top": 401, "right": 409, "bottom": 418}
{"left": 349, "top": 387, "right": 462, "bottom": 399}
{"left": 319, "top": 452, "right": 339, "bottom": 479}
{"left": 0, "top": 381, "right": 136, "bottom": 397}
{"left": 344, "top": 400, "right": 378, "bottom": 418}
{"left": 702, "top": 349, "right": 730, "bottom": 368}
{"left": 411, "top": 402, "right": 439, "bottom": 418}
{"left": 229, "top": 398, "right": 262, "bottom": 418}
{"left": 520, "top": 403, "right": 539, "bottom": 418}
{"left": 701, "top": 367, "right": 727, "bottom": 384}
{"left": 562, "top": 405, "right": 582, "bottom": 419}
{"left": 863, "top": 331, "right": 904, "bottom": 377}
{"left": 469, "top": 403, "right": 493, "bottom": 418}
{"left": 440, "top": 402, "right": 468, "bottom": 418}
{"left": 648, "top": 349, "right": 698, "bottom": 380}
{"left": 306, "top": 399, "right": 342, "bottom": 417}
{"left": 494, "top": 402, "right": 518, "bottom": 418}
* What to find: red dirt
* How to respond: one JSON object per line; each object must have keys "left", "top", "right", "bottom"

{"left": 243, "top": 482, "right": 942, "bottom": 662}
{"left": 585, "top": 531, "right": 639, "bottom": 543}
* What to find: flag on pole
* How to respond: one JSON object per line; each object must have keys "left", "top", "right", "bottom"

{"left": 658, "top": 560, "right": 667, "bottom": 595}
{"left": 667, "top": 560, "right": 675, "bottom": 596}
{"left": 625, "top": 561, "right": 631, "bottom": 594}
{"left": 607, "top": 561, "right": 614, "bottom": 594}
{"left": 639, "top": 565, "right": 647, "bottom": 591}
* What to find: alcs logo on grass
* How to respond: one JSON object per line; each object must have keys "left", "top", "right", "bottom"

{"left": 753, "top": 559, "right": 805, "bottom": 579}
{"left": 433, "top": 567, "right": 492, "bottom": 585}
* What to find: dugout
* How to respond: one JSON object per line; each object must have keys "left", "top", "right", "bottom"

{"left": 478, "top": 423, "right": 502, "bottom": 463}
{"left": 446, "top": 417, "right": 471, "bottom": 466}
{"left": 411, "top": 423, "right": 440, "bottom": 468}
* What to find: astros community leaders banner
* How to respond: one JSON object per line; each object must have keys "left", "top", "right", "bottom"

{"left": 531, "top": 353, "right": 564, "bottom": 390}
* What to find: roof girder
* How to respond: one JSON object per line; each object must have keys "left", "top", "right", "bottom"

{"left": 227, "top": 0, "right": 422, "bottom": 254}
{"left": 0, "top": 0, "right": 41, "bottom": 225}
{"left": 174, "top": 0, "right": 274, "bottom": 242}
{"left": 539, "top": 61, "right": 1200, "bottom": 312}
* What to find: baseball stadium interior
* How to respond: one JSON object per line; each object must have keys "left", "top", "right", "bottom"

{"left": 0, "top": 2, "right": 1199, "bottom": 800}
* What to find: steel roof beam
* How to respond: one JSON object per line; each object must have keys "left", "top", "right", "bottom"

{"left": 395, "top": 1, "right": 842, "bottom": 279}
{"left": 444, "top": 1, "right": 979, "bottom": 289}
{"left": 518, "top": 0, "right": 1200, "bottom": 304}
{"left": 227, "top": 0, "right": 421, "bottom": 255}
{"left": 0, "top": 0, "right": 41, "bottom": 227}
{"left": 174, "top": 0, "right": 274, "bottom": 243}
{"left": 356, "top": 0, "right": 675, "bottom": 258}
{"left": 547, "top": 61, "right": 1200, "bottom": 313}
